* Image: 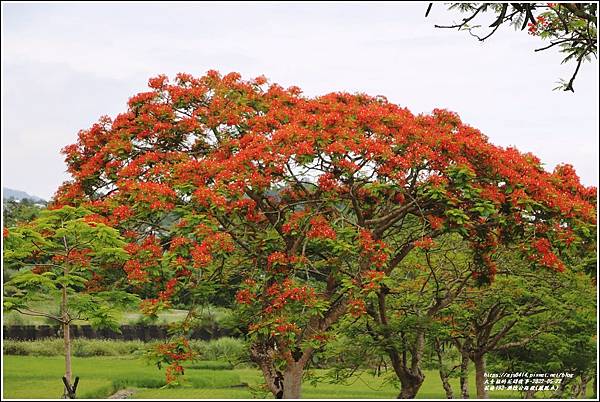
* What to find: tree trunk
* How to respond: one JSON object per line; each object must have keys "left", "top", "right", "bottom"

{"left": 572, "top": 379, "right": 582, "bottom": 398}
{"left": 390, "top": 331, "right": 425, "bottom": 399}
{"left": 433, "top": 339, "right": 453, "bottom": 399}
{"left": 388, "top": 347, "right": 425, "bottom": 399}
{"left": 473, "top": 353, "right": 488, "bottom": 399}
{"left": 250, "top": 342, "right": 283, "bottom": 398}
{"left": 579, "top": 374, "right": 589, "bottom": 398}
{"left": 459, "top": 351, "right": 469, "bottom": 399}
{"left": 282, "top": 362, "right": 303, "bottom": 399}
{"left": 438, "top": 368, "right": 453, "bottom": 399}
{"left": 397, "top": 377, "right": 424, "bottom": 399}
{"left": 61, "top": 284, "right": 73, "bottom": 398}
{"left": 395, "top": 368, "right": 425, "bottom": 399}
{"left": 250, "top": 341, "right": 309, "bottom": 399}
{"left": 552, "top": 378, "right": 567, "bottom": 398}
{"left": 397, "top": 385, "right": 419, "bottom": 399}
{"left": 63, "top": 321, "right": 72, "bottom": 384}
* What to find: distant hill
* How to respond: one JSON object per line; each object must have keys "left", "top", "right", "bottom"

{"left": 3, "top": 188, "right": 46, "bottom": 203}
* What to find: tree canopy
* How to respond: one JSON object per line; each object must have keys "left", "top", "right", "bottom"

{"left": 53, "top": 71, "right": 596, "bottom": 398}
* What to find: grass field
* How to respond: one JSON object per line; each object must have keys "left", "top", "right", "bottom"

{"left": 2, "top": 355, "right": 533, "bottom": 399}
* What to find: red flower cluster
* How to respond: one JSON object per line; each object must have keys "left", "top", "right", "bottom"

{"left": 348, "top": 299, "right": 366, "bottom": 318}
{"left": 235, "top": 289, "right": 255, "bottom": 305}
{"left": 361, "top": 270, "right": 386, "bottom": 292}
{"left": 169, "top": 236, "right": 190, "bottom": 251}
{"left": 140, "top": 297, "right": 163, "bottom": 315}
{"left": 317, "top": 173, "right": 338, "bottom": 191}
{"left": 190, "top": 232, "right": 234, "bottom": 268}
{"left": 191, "top": 242, "right": 212, "bottom": 267}
{"left": 263, "top": 279, "right": 316, "bottom": 313}
{"left": 282, "top": 210, "right": 309, "bottom": 234}
{"left": 123, "top": 236, "right": 163, "bottom": 282}
{"left": 52, "top": 248, "right": 93, "bottom": 268}
{"left": 267, "top": 251, "right": 288, "bottom": 271}
{"left": 111, "top": 205, "right": 134, "bottom": 222}
{"left": 528, "top": 14, "right": 551, "bottom": 35}
{"left": 273, "top": 321, "right": 300, "bottom": 336}
{"left": 427, "top": 215, "right": 444, "bottom": 230}
{"left": 530, "top": 238, "right": 565, "bottom": 272}
{"left": 414, "top": 237, "right": 435, "bottom": 250}
{"left": 358, "top": 229, "right": 388, "bottom": 268}
{"left": 158, "top": 278, "right": 178, "bottom": 301}
{"left": 152, "top": 337, "right": 195, "bottom": 384}
{"left": 82, "top": 213, "right": 109, "bottom": 226}
{"left": 307, "top": 215, "right": 337, "bottom": 240}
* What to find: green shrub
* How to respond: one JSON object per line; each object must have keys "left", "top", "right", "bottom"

{"left": 3, "top": 340, "right": 31, "bottom": 355}
{"left": 202, "top": 337, "right": 247, "bottom": 364}
{"left": 187, "top": 337, "right": 247, "bottom": 364}
{"left": 29, "top": 339, "right": 64, "bottom": 356}
{"left": 4, "top": 339, "right": 148, "bottom": 357}
{"left": 186, "top": 360, "right": 233, "bottom": 370}
{"left": 72, "top": 339, "right": 146, "bottom": 357}
{"left": 189, "top": 339, "right": 208, "bottom": 356}
{"left": 73, "top": 340, "right": 115, "bottom": 357}
{"left": 3, "top": 338, "right": 246, "bottom": 362}
{"left": 3, "top": 339, "right": 63, "bottom": 356}
{"left": 111, "top": 339, "right": 146, "bottom": 355}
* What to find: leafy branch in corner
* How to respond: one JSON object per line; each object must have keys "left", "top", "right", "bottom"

{"left": 426, "top": 3, "right": 597, "bottom": 92}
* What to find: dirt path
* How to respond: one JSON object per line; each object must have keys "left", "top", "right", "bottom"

{"left": 107, "top": 389, "right": 136, "bottom": 399}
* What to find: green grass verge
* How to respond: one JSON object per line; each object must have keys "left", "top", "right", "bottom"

{"left": 2, "top": 356, "right": 240, "bottom": 399}
{"left": 3, "top": 355, "right": 590, "bottom": 399}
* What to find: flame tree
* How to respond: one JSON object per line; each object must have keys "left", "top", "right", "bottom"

{"left": 54, "top": 71, "right": 596, "bottom": 398}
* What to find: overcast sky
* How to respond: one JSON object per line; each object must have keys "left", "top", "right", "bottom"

{"left": 2, "top": 2, "right": 598, "bottom": 200}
